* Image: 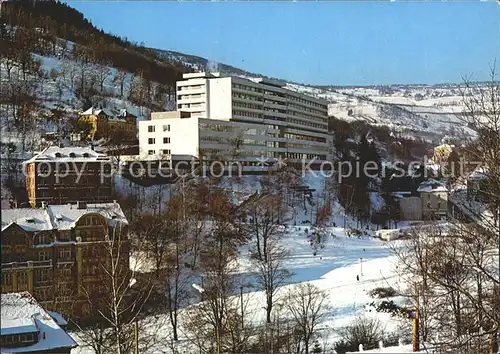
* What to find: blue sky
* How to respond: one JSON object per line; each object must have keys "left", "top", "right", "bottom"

{"left": 67, "top": 1, "right": 499, "bottom": 86}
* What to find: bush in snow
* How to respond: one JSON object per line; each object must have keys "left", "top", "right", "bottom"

{"left": 334, "top": 316, "right": 385, "bottom": 353}
{"left": 368, "top": 287, "right": 397, "bottom": 299}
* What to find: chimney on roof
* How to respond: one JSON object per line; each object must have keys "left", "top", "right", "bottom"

{"left": 41, "top": 201, "right": 47, "bottom": 209}
{"left": 77, "top": 201, "right": 87, "bottom": 210}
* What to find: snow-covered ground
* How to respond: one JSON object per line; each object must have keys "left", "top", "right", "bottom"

{"left": 286, "top": 83, "right": 474, "bottom": 142}
{"left": 73, "top": 173, "right": 414, "bottom": 353}
{"left": 74, "top": 229, "right": 406, "bottom": 354}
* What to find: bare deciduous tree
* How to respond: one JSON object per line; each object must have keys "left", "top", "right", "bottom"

{"left": 80, "top": 221, "right": 153, "bottom": 354}
{"left": 245, "top": 193, "right": 292, "bottom": 323}
{"left": 284, "top": 283, "right": 330, "bottom": 354}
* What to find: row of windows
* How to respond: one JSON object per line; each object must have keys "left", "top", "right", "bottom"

{"left": 178, "top": 93, "right": 204, "bottom": 100}
{"left": 82, "top": 264, "right": 100, "bottom": 277}
{"left": 264, "top": 90, "right": 286, "bottom": 99}
{"left": 287, "top": 143, "right": 328, "bottom": 153}
{"left": 288, "top": 102, "right": 327, "bottom": 117}
{"left": 35, "top": 269, "right": 51, "bottom": 282}
{"left": 34, "top": 287, "right": 53, "bottom": 301}
{"left": 289, "top": 110, "right": 328, "bottom": 124}
{"left": 287, "top": 95, "right": 326, "bottom": 110}
{"left": 200, "top": 138, "right": 267, "bottom": 149}
{"left": 1, "top": 271, "right": 27, "bottom": 285}
{"left": 200, "top": 136, "right": 228, "bottom": 143}
{"left": 2, "top": 247, "right": 73, "bottom": 262}
{"left": 284, "top": 133, "right": 326, "bottom": 143}
{"left": 264, "top": 108, "right": 286, "bottom": 115}
{"left": 81, "top": 246, "right": 103, "bottom": 258}
{"left": 232, "top": 92, "right": 263, "bottom": 102}
{"left": 147, "top": 149, "right": 171, "bottom": 155}
{"left": 78, "top": 216, "right": 106, "bottom": 227}
{"left": 199, "top": 123, "right": 233, "bottom": 132}
{"left": 233, "top": 83, "right": 262, "bottom": 93}
{"left": 1, "top": 333, "right": 36, "bottom": 346}
{"left": 264, "top": 99, "right": 286, "bottom": 107}
{"left": 148, "top": 125, "right": 172, "bottom": 133}
{"left": 76, "top": 229, "right": 104, "bottom": 242}
{"left": 289, "top": 118, "right": 326, "bottom": 130}
{"left": 57, "top": 265, "right": 73, "bottom": 278}
{"left": 233, "top": 101, "right": 262, "bottom": 110}
{"left": 232, "top": 110, "right": 262, "bottom": 119}
{"left": 243, "top": 139, "right": 266, "bottom": 146}
{"left": 148, "top": 137, "right": 171, "bottom": 145}
{"left": 178, "top": 103, "right": 203, "bottom": 109}
{"left": 286, "top": 153, "right": 326, "bottom": 160}
{"left": 38, "top": 250, "right": 51, "bottom": 261}
{"left": 38, "top": 176, "right": 107, "bottom": 185}
{"left": 178, "top": 84, "right": 203, "bottom": 91}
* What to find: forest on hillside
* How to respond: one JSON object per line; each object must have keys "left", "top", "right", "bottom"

{"left": 0, "top": 0, "right": 192, "bottom": 87}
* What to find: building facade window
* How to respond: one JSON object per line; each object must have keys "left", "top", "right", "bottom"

{"left": 58, "top": 248, "right": 71, "bottom": 260}
{"left": 148, "top": 138, "right": 155, "bottom": 144}
{"left": 148, "top": 150, "right": 155, "bottom": 155}
{"left": 38, "top": 251, "right": 50, "bottom": 261}
{"left": 163, "top": 124, "right": 170, "bottom": 132}
{"left": 1, "top": 272, "right": 12, "bottom": 286}
{"left": 148, "top": 125, "right": 155, "bottom": 133}
{"left": 35, "top": 269, "right": 50, "bottom": 282}
{"left": 163, "top": 137, "right": 171, "bottom": 144}
{"left": 17, "top": 271, "right": 28, "bottom": 285}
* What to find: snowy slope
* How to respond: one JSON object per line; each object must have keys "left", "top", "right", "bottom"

{"left": 74, "top": 172, "right": 413, "bottom": 354}
{"left": 285, "top": 83, "right": 474, "bottom": 141}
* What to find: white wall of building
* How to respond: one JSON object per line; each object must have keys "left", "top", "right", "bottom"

{"left": 139, "top": 72, "right": 333, "bottom": 165}
{"left": 138, "top": 117, "right": 200, "bottom": 157}
{"left": 207, "top": 78, "right": 233, "bottom": 120}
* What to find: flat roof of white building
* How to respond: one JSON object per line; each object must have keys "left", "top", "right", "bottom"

{"left": 182, "top": 72, "right": 220, "bottom": 79}
{"left": 249, "top": 77, "right": 287, "bottom": 88}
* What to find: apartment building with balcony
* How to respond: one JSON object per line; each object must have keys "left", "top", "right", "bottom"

{"left": 24, "top": 146, "right": 113, "bottom": 207}
{"left": 0, "top": 202, "right": 129, "bottom": 320}
{"left": 138, "top": 72, "right": 332, "bottom": 168}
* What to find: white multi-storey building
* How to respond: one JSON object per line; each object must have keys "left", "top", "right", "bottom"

{"left": 139, "top": 72, "right": 332, "bottom": 167}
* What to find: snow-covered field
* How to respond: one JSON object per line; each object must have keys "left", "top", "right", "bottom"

{"left": 73, "top": 173, "right": 415, "bottom": 353}
{"left": 73, "top": 228, "right": 406, "bottom": 354}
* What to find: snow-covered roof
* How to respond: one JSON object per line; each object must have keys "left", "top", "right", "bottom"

{"left": 23, "top": 146, "right": 110, "bottom": 164}
{"left": 81, "top": 106, "right": 137, "bottom": 119}
{"left": 0, "top": 292, "right": 77, "bottom": 353}
{"left": 80, "top": 107, "right": 114, "bottom": 117}
{"left": 0, "top": 208, "right": 53, "bottom": 232}
{"left": 47, "top": 311, "right": 68, "bottom": 327}
{"left": 347, "top": 344, "right": 433, "bottom": 353}
{"left": 468, "top": 166, "right": 489, "bottom": 180}
{"left": 417, "top": 179, "right": 448, "bottom": 193}
{"left": 1, "top": 202, "right": 128, "bottom": 233}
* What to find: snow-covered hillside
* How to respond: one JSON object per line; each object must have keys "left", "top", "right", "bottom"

{"left": 286, "top": 83, "right": 473, "bottom": 142}
{"left": 1, "top": 42, "right": 174, "bottom": 155}
{"left": 72, "top": 172, "right": 417, "bottom": 353}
